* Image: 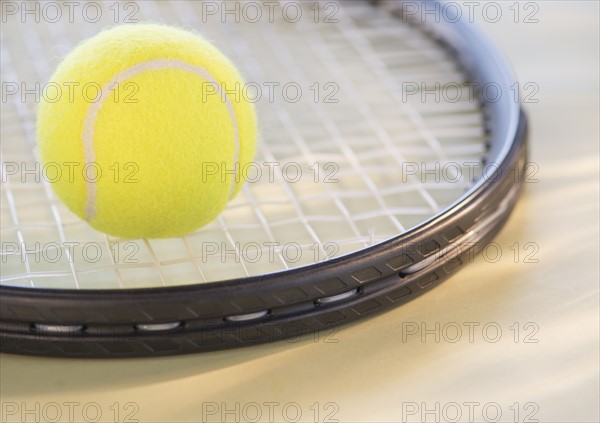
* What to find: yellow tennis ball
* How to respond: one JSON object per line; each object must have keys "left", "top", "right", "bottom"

{"left": 37, "top": 24, "right": 256, "bottom": 239}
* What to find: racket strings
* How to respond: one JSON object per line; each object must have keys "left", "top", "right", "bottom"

{"left": 1, "top": 0, "right": 487, "bottom": 289}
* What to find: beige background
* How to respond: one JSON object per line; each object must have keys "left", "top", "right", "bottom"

{"left": 1, "top": 1, "right": 598, "bottom": 422}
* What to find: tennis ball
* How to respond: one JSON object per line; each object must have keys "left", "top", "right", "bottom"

{"left": 37, "top": 24, "right": 256, "bottom": 239}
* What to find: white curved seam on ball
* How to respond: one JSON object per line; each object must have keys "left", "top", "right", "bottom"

{"left": 82, "top": 58, "right": 241, "bottom": 221}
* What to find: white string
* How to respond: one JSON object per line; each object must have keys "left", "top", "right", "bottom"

{"left": 0, "top": 0, "right": 484, "bottom": 289}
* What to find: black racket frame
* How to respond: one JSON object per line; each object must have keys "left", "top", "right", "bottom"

{"left": 0, "top": 0, "right": 528, "bottom": 357}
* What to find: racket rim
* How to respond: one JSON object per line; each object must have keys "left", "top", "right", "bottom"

{"left": 0, "top": 0, "right": 529, "bottom": 357}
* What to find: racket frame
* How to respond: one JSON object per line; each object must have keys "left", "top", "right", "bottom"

{"left": 0, "top": 0, "right": 528, "bottom": 357}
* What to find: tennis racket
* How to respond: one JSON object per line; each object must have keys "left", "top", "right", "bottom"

{"left": 0, "top": 0, "right": 527, "bottom": 357}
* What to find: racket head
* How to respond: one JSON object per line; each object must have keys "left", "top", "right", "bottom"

{"left": 0, "top": 0, "right": 527, "bottom": 357}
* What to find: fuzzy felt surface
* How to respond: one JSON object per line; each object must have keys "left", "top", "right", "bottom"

{"left": 37, "top": 24, "right": 257, "bottom": 238}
